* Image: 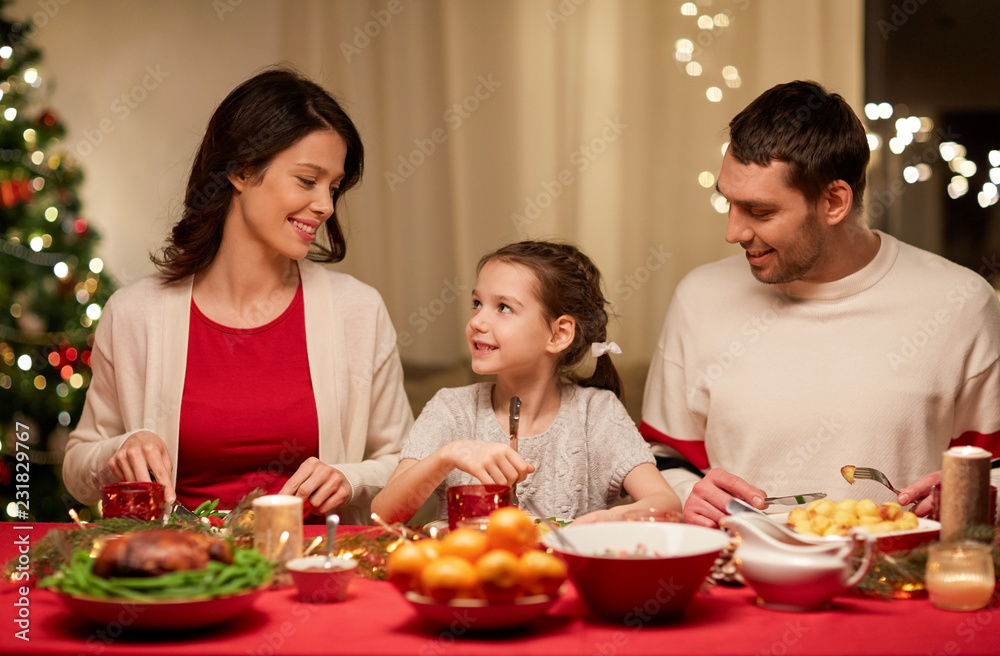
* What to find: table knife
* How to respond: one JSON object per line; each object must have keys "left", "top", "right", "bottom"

{"left": 764, "top": 493, "right": 826, "bottom": 506}
{"left": 172, "top": 502, "right": 201, "bottom": 522}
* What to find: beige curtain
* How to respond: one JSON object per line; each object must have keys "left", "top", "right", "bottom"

{"left": 283, "top": 0, "right": 863, "bottom": 369}
{"left": 23, "top": 0, "right": 862, "bottom": 371}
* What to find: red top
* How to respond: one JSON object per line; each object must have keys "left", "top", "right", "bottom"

{"left": 175, "top": 283, "right": 318, "bottom": 510}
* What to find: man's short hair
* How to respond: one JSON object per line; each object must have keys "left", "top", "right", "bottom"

{"left": 728, "top": 80, "right": 869, "bottom": 211}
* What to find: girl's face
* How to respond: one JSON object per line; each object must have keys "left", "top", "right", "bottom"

{"left": 227, "top": 129, "right": 347, "bottom": 262}
{"left": 466, "top": 260, "right": 559, "bottom": 377}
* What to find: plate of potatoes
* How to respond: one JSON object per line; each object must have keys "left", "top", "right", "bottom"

{"left": 769, "top": 498, "right": 940, "bottom": 552}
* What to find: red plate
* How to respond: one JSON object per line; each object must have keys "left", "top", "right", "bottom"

{"left": 54, "top": 588, "right": 262, "bottom": 631}
{"left": 404, "top": 592, "right": 557, "bottom": 631}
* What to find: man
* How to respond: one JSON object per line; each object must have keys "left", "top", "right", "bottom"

{"left": 640, "top": 80, "right": 1000, "bottom": 527}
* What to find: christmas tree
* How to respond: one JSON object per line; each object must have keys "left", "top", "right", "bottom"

{"left": 0, "top": 2, "right": 114, "bottom": 522}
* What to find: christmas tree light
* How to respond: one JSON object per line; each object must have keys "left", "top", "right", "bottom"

{"left": 0, "top": 0, "right": 115, "bottom": 521}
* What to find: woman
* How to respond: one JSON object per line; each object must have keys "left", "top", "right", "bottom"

{"left": 62, "top": 68, "right": 413, "bottom": 524}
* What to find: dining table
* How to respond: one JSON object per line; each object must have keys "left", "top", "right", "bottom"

{"left": 2, "top": 521, "right": 1000, "bottom": 656}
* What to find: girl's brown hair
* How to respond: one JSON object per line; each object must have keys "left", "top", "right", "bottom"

{"left": 152, "top": 66, "right": 364, "bottom": 281}
{"left": 477, "top": 241, "right": 624, "bottom": 399}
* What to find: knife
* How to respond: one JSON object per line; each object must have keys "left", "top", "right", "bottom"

{"left": 764, "top": 493, "right": 826, "bottom": 506}
{"left": 172, "top": 502, "right": 201, "bottom": 522}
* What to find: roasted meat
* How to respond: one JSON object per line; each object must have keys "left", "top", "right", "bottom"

{"left": 93, "top": 530, "right": 233, "bottom": 578}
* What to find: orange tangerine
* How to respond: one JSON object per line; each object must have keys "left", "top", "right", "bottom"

{"left": 438, "top": 527, "right": 489, "bottom": 562}
{"left": 519, "top": 549, "right": 567, "bottom": 597}
{"left": 386, "top": 540, "right": 431, "bottom": 593}
{"left": 417, "top": 538, "right": 442, "bottom": 561}
{"left": 485, "top": 507, "right": 538, "bottom": 555}
{"left": 421, "top": 555, "right": 479, "bottom": 603}
{"left": 475, "top": 548, "right": 523, "bottom": 603}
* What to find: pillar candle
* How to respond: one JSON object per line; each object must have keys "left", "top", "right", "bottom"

{"left": 253, "top": 494, "right": 304, "bottom": 564}
{"left": 940, "top": 446, "right": 992, "bottom": 542}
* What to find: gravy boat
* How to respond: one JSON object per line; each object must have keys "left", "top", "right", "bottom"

{"left": 719, "top": 512, "right": 874, "bottom": 611}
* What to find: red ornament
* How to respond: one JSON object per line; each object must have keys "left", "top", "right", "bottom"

{"left": 0, "top": 178, "right": 34, "bottom": 208}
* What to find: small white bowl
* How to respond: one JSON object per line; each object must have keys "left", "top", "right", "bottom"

{"left": 285, "top": 556, "right": 358, "bottom": 603}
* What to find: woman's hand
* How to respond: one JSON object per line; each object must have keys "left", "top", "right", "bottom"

{"left": 280, "top": 457, "right": 351, "bottom": 515}
{"left": 108, "top": 430, "right": 176, "bottom": 504}
{"left": 444, "top": 440, "right": 535, "bottom": 486}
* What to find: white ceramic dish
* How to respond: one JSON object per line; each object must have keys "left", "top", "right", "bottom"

{"left": 766, "top": 512, "right": 940, "bottom": 551}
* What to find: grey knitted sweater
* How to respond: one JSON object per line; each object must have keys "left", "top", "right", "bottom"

{"left": 400, "top": 382, "right": 655, "bottom": 520}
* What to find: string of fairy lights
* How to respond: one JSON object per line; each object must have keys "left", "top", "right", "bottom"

{"left": 863, "top": 102, "right": 999, "bottom": 209}
{"left": 669, "top": 1, "right": 999, "bottom": 215}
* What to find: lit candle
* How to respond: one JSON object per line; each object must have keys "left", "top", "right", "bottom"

{"left": 925, "top": 541, "right": 996, "bottom": 611}
{"left": 940, "top": 446, "right": 992, "bottom": 542}
{"left": 253, "top": 494, "right": 303, "bottom": 564}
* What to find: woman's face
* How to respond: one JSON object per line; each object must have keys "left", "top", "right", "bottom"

{"left": 227, "top": 129, "right": 347, "bottom": 262}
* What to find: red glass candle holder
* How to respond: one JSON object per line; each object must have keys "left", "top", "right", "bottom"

{"left": 101, "top": 482, "right": 165, "bottom": 521}
{"left": 446, "top": 484, "right": 511, "bottom": 530}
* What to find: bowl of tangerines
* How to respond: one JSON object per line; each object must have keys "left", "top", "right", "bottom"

{"left": 387, "top": 507, "right": 567, "bottom": 631}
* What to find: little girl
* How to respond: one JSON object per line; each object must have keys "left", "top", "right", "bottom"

{"left": 372, "top": 241, "right": 681, "bottom": 524}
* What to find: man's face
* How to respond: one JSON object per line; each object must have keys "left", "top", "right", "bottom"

{"left": 716, "top": 151, "right": 828, "bottom": 284}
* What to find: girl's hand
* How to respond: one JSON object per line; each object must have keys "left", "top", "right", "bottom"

{"left": 445, "top": 440, "right": 535, "bottom": 486}
{"left": 573, "top": 504, "right": 681, "bottom": 525}
{"left": 108, "top": 430, "right": 176, "bottom": 504}
{"left": 280, "top": 457, "right": 351, "bottom": 515}
{"left": 572, "top": 508, "right": 617, "bottom": 524}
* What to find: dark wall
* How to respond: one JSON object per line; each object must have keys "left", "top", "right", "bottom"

{"left": 866, "top": 0, "right": 1000, "bottom": 111}
{"left": 865, "top": 0, "right": 1000, "bottom": 279}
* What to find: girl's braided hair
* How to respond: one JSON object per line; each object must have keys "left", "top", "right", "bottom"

{"left": 477, "top": 241, "right": 624, "bottom": 399}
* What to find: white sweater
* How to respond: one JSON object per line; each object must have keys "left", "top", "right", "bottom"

{"left": 642, "top": 231, "right": 1000, "bottom": 504}
{"left": 63, "top": 259, "right": 414, "bottom": 524}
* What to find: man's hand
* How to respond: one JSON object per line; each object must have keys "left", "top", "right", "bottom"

{"left": 280, "top": 458, "right": 351, "bottom": 515}
{"left": 683, "top": 468, "right": 766, "bottom": 527}
{"left": 898, "top": 470, "right": 941, "bottom": 517}
{"left": 108, "top": 430, "right": 176, "bottom": 504}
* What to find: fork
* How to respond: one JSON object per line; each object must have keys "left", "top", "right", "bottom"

{"left": 852, "top": 467, "right": 901, "bottom": 495}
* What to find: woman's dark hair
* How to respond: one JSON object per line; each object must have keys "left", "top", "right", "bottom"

{"left": 728, "top": 80, "right": 869, "bottom": 211}
{"left": 477, "top": 241, "right": 624, "bottom": 400}
{"left": 152, "top": 66, "right": 364, "bottom": 281}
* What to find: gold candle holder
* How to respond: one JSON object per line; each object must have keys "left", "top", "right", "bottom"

{"left": 926, "top": 541, "right": 996, "bottom": 611}
{"left": 940, "top": 446, "right": 992, "bottom": 542}
{"left": 253, "top": 494, "right": 304, "bottom": 565}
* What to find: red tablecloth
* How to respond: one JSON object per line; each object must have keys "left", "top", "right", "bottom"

{"left": 3, "top": 522, "right": 1000, "bottom": 656}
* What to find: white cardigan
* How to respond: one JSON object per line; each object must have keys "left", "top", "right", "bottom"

{"left": 63, "top": 259, "right": 414, "bottom": 524}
